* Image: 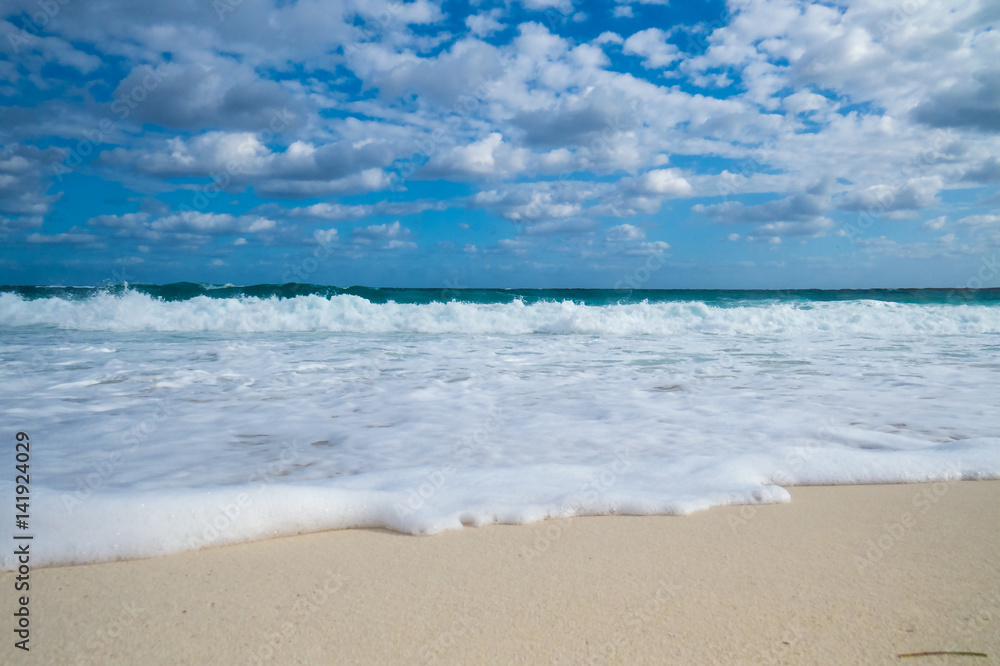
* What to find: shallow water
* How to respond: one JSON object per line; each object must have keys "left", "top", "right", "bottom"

{"left": 2, "top": 286, "right": 998, "bottom": 568}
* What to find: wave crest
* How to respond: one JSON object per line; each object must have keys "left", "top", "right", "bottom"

{"left": 2, "top": 291, "right": 999, "bottom": 335}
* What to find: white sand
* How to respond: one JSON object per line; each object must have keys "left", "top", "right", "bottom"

{"left": 3, "top": 481, "right": 998, "bottom": 664}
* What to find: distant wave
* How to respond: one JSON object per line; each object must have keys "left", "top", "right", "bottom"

{"left": 2, "top": 283, "right": 998, "bottom": 305}
{"left": 2, "top": 289, "right": 999, "bottom": 335}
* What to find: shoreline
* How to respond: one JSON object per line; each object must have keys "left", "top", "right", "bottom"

{"left": 4, "top": 481, "right": 998, "bottom": 664}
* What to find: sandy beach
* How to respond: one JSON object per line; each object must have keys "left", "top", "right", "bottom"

{"left": 4, "top": 481, "right": 998, "bottom": 665}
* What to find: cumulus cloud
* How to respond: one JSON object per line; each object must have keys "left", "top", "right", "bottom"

{"left": 695, "top": 183, "right": 837, "bottom": 241}
{"left": 956, "top": 214, "right": 1000, "bottom": 228}
{"left": 628, "top": 240, "right": 670, "bottom": 255}
{"left": 747, "top": 218, "right": 834, "bottom": 242}
{"left": 605, "top": 224, "right": 646, "bottom": 242}
{"left": 349, "top": 36, "right": 505, "bottom": 107}
{"left": 913, "top": 71, "right": 1000, "bottom": 133}
{"left": 101, "top": 129, "right": 398, "bottom": 199}
{"left": 470, "top": 183, "right": 589, "bottom": 222}
{"left": 0, "top": 19, "right": 101, "bottom": 76}
{"left": 522, "top": 218, "right": 599, "bottom": 236}
{"left": 0, "top": 144, "right": 64, "bottom": 225}
{"left": 962, "top": 157, "right": 1000, "bottom": 184}
{"left": 25, "top": 228, "right": 101, "bottom": 246}
{"left": 419, "top": 133, "right": 529, "bottom": 180}
{"left": 465, "top": 10, "right": 504, "bottom": 37}
{"left": 696, "top": 188, "right": 830, "bottom": 225}
{"left": 313, "top": 228, "right": 339, "bottom": 246}
{"left": 622, "top": 28, "right": 680, "bottom": 69}
{"left": 838, "top": 178, "right": 942, "bottom": 213}
{"left": 286, "top": 199, "right": 449, "bottom": 221}
{"left": 85, "top": 211, "right": 278, "bottom": 246}
{"left": 588, "top": 169, "right": 694, "bottom": 218}
{"left": 512, "top": 91, "right": 622, "bottom": 148}
{"left": 469, "top": 169, "right": 692, "bottom": 226}
{"left": 88, "top": 212, "right": 154, "bottom": 229}
{"left": 148, "top": 212, "right": 275, "bottom": 234}
{"left": 521, "top": 0, "right": 573, "bottom": 12}
{"left": 594, "top": 31, "right": 624, "bottom": 45}
{"left": 630, "top": 169, "right": 693, "bottom": 197}
{"left": 112, "top": 59, "right": 297, "bottom": 132}
{"left": 350, "top": 221, "right": 417, "bottom": 249}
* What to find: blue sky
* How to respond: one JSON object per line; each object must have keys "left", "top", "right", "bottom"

{"left": 1, "top": 0, "right": 998, "bottom": 288}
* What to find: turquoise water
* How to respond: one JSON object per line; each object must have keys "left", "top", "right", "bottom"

{"left": 3, "top": 283, "right": 999, "bottom": 305}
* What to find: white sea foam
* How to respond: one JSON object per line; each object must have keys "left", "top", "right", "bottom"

{"left": 2, "top": 293, "right": 999, "bottom": 569}
{"left": 2, "top": 291, "right": 1000, "bottom": 335}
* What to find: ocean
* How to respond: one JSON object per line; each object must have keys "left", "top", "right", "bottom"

{"left": 2, "top": 284, "right": 999, "bottom": 569}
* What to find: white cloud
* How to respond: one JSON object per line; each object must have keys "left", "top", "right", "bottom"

{"left": 627, "top": 240, "right": 671, "bottom": 255}
{"left": 470, "top": 181, "right": 597, "bottom": 222}
{"left": 420, "top": 133, "right": 528, "bottom": 180}
{"left": 112, "top": 59, "right": 296, "bottom": 131}
{"left": 522, "top": 218, "right": 599, "bottom": 236}
{"left": 956, "top": 214, "right": 1000, "bottom": 228}
{"left": 606, "top": 224, "right": 646, "bottom": 242}
{"left": 353, "top": 220, "right": 407, "bottom": 240}
{"left": 101, "top": 129, "right": 399, "bottom": 199}
{"left": 25, "top": 228, "right": 100, "bottom": 245}
{"left": 782, "top": 90, "right": 830, "bottom": 114}
{"left": 287, "top": 199, "right": 449, "bottom": 221}
{"left": 748, "top": 218, "right": 834, "bottom": 241}
{"left": 465, "top": 10, "right": 504, "bottom": 37}
{"left": 350, "top": 221, "right": 417, "bottom": 249}
{"left": 85, "top": 211, "right": 279, "bottom": 247}
{"left": 622, "top": 28, "right": 680, "bottom": 69}
{"left": 521, "top": 0, "right": 573, "bottom": 12}
{"left": 593, "top": 31, "right": 624, "bottom": 45}
{"left": 696, "top": 187, "right": 831, "bottom": 225}
{"left": 838, "top": 177, "right": 942, "bottom": 213}
{"left": 88, "top": 212, "right": 151, "bottom": 229}
{"left": 314, "top": 228, "right": 339, "bottom": 246}
{"left": 149, "top": 212, "right": 275, "bottom": 234}
{"left": 631, "top": 169, "right": 693, "bottom": 196}
{"left": 695, "top": 184, "right": 838, "bottom": 241}
{"left": 913, "top": 70, "right": 1000, "bottom": 133}
{"left": 0, "top": 20, "right": 101, "bottom": 74}
{"left": 0, "top": 144, "right": 64, "bottom": 225}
